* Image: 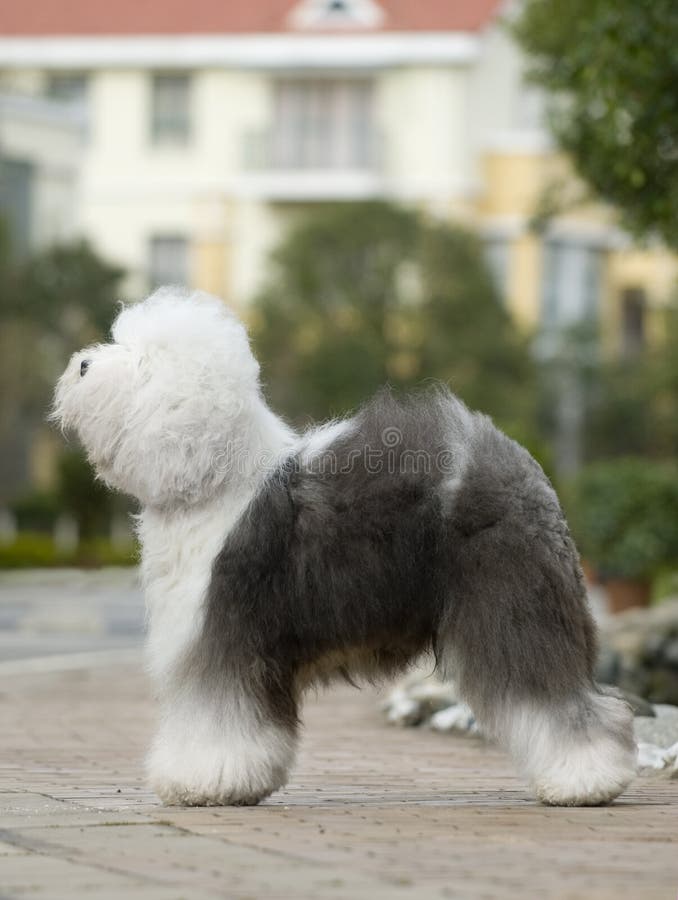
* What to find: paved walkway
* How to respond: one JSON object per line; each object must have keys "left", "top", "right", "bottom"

{"left": 0, "top": 568, "right": 143, "bottom": 664}
{"left": 1, "top": 657, "right": 677, "bottom": 900}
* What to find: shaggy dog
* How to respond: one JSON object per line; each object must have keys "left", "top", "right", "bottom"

{"left": 52, "top": 289, "right": 636, "bottom": 807}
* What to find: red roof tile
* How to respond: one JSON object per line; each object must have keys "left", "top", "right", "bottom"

{"left": 0, "top": 0, "right": 502, "bottom": 36}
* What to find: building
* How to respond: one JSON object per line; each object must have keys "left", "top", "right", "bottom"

{"left": 0, "top": 91, "right": 84, "bottom": 256}
{"left": 0, "top": 91, "right": 85, "bottom": 500}
{"left": 0, "top": 0, "right": 675, "bottom": 356}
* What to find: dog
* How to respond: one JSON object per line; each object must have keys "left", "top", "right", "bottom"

{"left": 52, "top": 288, "right": 636, "bottom": 807}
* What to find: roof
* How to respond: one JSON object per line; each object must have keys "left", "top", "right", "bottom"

{"left": 0, "top": 0, "right": 502, "bottom": 36}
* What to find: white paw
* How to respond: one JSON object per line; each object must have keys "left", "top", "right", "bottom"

{"left": 148, "top": 718, "right": 296, "bottom": 807}
{"left": 503, "top": 693, "right": 637, "bottom": 807}
{"left": 150, "top": 769, "right": 281, "bottom": 807}
{"left": 531, "top": 735, "right": 637, "bottom": 807}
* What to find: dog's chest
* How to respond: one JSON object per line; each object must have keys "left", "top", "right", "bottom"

{"left": 137, "top": 495, "right": 251, "bottom": 680}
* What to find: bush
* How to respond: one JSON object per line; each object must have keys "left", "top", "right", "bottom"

{"left": 0, "top": 533, "right": 137, "bottom": 569}
{"left": 567, "top": 459, "right": 678, "bottom": 580}
{"left": 11, "top": 490, "right": 60, "bottom": 532}
{"left": 56, "top": 449, "right": 116, "bottom": 539}
{"left": 10, "top": 449, "right": 132, "bottom": 539}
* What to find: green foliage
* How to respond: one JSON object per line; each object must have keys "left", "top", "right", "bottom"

{"left": 0, "top": 237, "right": 124, "bottom": 422}
{"left": 513, "top": 0, "right": 678, "bottom": 246}
{"left": 0, "top": 533, "right": 137, "bottom": 569}
{"left": 653, "top": 568, "right": 678, "bottom": 603}
{"left": 567, "top": 459, "right": 678, "bottom": 579}
{"left": 3, "top": 239, "right": 124, "bottom": 335}
{"left": 11, "top": 490, "right": 61, "bottom": 532}
{"left": 55, "top": 450, "right": 116, "bottom": 540}
{"left": 585, "top": 302, "right": 678, "bottom": 460}
{"left": 534, "top": 303, "right": 678, "bottom": 466}
{"left": 11, "top": 449, "right": 132, "bottom": 540}
{"left": 0, "top": 225, "right": 124, "bottom": 506}
{"left": 252, "top": 202, "right": 535, "bottom": 437}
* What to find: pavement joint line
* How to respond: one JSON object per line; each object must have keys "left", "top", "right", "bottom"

{"left": 0, "top": 788, "right": 157, "bottom": 822}
{"left": 1, "top": 815, "right": 397, "bottom": 897}
{"left": 0, "top": 822, "right": 208, "bottom": 894}
{"left": 0, "top": 647, "right": 142, "bottom": 675}
{"left": 7, "top": 804, "right": 425, "bottom": 886}
{"left": 155, "top": 820, "right": 375, "bottom": 871}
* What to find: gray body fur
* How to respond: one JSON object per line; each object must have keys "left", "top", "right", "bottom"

{"left": 181, "top": 389, "right": 635, "bottom": 805}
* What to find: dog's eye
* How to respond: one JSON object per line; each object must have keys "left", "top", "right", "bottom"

{"left": 80, "top": 359, "right": 91, "bottom": 377}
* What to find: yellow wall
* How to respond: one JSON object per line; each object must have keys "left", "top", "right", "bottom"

{"left": 475, "top": 150, "right": 678, "bottom": 348}
{"left": 506, "top": 234, "right": 542, "bottom": 330}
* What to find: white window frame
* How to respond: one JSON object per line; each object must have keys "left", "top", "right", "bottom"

{"left": 270, "top": 77, "right": 376, "bottom": 169}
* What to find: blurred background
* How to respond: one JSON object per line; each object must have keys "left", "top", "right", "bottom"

{"left": 0, "top": 0, "right": 677, "bottom": 679}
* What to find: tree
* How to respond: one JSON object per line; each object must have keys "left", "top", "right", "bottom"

{"left": 513, "top": 0, "right": 678, "bottom": 247}
{"left": 0, "top": 234, "right": 124, "bottom": 423}
{"left": 56, "top": 449, "right": 115, "bottom": 539}
{"left": 0, "top": 227, "right": 124, "bottom": 503}
{"left": 252, "top": 202, "right": 536, "bottom": 441}
{"left": 584, "top": 299, "right": 678, "bottom": 461}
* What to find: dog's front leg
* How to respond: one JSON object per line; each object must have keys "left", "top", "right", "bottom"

{"left": 147, "top": 673, "right": 298, "bottom": 807}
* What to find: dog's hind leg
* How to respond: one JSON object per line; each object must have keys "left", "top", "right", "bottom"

{"left": 147, "top": 664, "right": 298, "bottom": 807}
{"left": 437, "top": 526, "right": 637, "bottom": 806}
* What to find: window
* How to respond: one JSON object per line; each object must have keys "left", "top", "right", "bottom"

{"left": 541, "top": 240, "right": 602, "bottom": 330}
{"left": 620, "top": 287, "right": 646, "bottom": 356}
{"left": 46, "top": 73, "right": 88, "bottom": 105}
{"left": 270, "top": 79, "right": 375, "bottom": 168}
{"left": 149, "top": 236, "right": 189, "bottom": 289}
{"left": 151, "top": 74, "right": 191, "bottom": 145}
{"left": 45, "top": 73, "right": 89, "bottom": 130}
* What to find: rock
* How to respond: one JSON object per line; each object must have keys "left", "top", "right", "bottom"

{"left": 429, "top": 703, "right": 480, "bottom": 735}
{"left": 600, "top": 597, "right": 678, "bottom": 705}
{"left": 668, "top": 742, "right": 678, "bottom": 779}
{"left": 643, "top": 632, "right": 668, "bottom": 662}
{"left": 637, "top": 741, "right": 674, "bottom": 773}
{"left": 384, "top": 693, "right": 423, "bottom": 727}
{"left": 381, "top": 666, "right": 459, "bottom": 727}
{"left": 636, "top": 738, "right": 678, "bottom": 778}
{"left": 634, "top": 704, "right": 678, "bottom": 747}
{"left": 608, "top": 628, "right": 647, "bottom": 664}
{"left": 661, "top": 638, "right": 678, "bottom": 668}
{"left": 645, "top": 669, "right": 678, "bottom": 706}
{"left": 595, "top": 645, "right": 621, "bottom": 684}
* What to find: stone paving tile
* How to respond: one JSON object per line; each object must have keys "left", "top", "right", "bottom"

{"left": 18, "top": 822, "right": 428, "bottom": 900}
{"left": 0, "top": 568, "right": 144, "bottom": 665}
{"left": 1, "top": 662, "right": 678, "bottom": 899}
{"left": 0, "top": 840, "right": 29, "bottom": 857}
{"left": 0, "top": 853, "right": 216, "bottom": 900}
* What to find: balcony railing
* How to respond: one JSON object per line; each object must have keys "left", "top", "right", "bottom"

{"left": 243, "top": 128, "right": 383, "bottom": 172}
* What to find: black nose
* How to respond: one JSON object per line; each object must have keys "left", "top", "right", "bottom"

{"left": 80, "top": 359, "right": 91, "bottom": 377}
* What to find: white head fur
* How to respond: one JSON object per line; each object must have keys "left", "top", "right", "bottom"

{"left": 52, "top": 289, "right": 287, "bottom": 508}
